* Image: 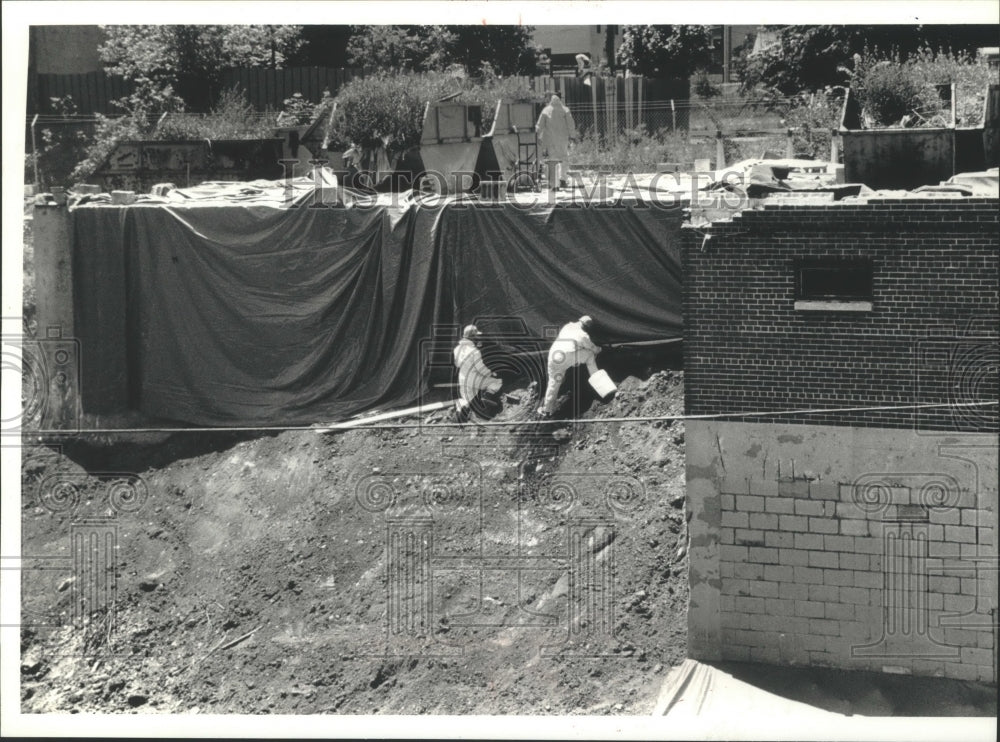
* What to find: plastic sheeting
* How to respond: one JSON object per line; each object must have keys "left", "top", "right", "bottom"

{"left": 946, "top": 168, "right": 1000, "bottom": 196}
{"left": 71, "top": 192, "right": 683, "bottom": 425}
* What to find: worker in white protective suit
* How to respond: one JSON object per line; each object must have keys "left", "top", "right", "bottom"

{"left": 535, "top": 93, "right": 577, "bottom": 189}
{"left": 453, "top": 324, "right": 502, "bottom": 421}
{"left": 538, "top": 315, "right": 601, "bottom": 417}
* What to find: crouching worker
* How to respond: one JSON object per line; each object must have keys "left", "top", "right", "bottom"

{"left": 538, "top": 315, "right": 601, "bottom": 417}
{"left": 453, "top": 324, "right": 502, "bottom": 422}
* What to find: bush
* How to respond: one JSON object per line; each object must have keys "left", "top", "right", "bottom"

{"left": 781, "top": 88, "right": 845, "bottom": 158}
{"left": 333, "top": 74, "right": 434, "bottom": 154}
{"left": 28, "top": 96, "right": 94, "bottom": 188}
{"left": 276, "top": 92, "right": 316, "bottom": 127}
{"left": 908, "top": 47, "right": 996, "bottom": 127}
{"left": 693, "top": 74, "right": 723, "bottom": 99}
{"left": 852, "top": 54, "right": 924, "bottom": 127}
{"left": 852, "top": 48, "right": 994, "bottom": 128}
{"left": 332, "top": 70, "right": 539, "bottom": 156}
{"left": 157, "top": 87, "right": 277, "bottom": 140}
{"left": 459, "top": 64, "right": 536, "bottom": 131}
{"left": 71, "top": 88, "right": 280, "bottom": 181}
{"left": 570, "top": 127, "right": 714, "bottom": 172}
{"left": 71, "top": 114, "right": 147, "bottom": 182}
{"left": 70, "top": 78, "right": 184, "bottom": 181}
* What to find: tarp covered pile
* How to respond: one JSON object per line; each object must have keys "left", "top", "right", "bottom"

{"left": 71, "top": 174, "right": 683, "bottom": 425}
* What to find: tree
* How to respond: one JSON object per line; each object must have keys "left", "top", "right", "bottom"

{"left": 346, "top": 26, "right": 455, "bottom": 73}
{"left": 448, "top": 26, "right": 541, "bottom": 76}
{"left": 736, "top": 26, "right": 869, "bottom": 95}
{"left": 615, "top": 26, "right": 715, "bottom": 78}
{"left": 98, "top": 25, "right": 306, "bottom": 114}
{"left": 298, "top": 26, "right": 354, "bottom": 67}
{"left": 99, "top": 25, "right": 306, "bottom": 88}
{"left": 736, "top": 25, "right": 1000, "bottom": 95}
{"left": 346, "top": 25, "right": 540, "bottom": 75}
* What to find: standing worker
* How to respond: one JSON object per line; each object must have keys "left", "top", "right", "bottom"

{"left": 453, "top": 324, "right": 501, "bottom": 421}
{"left": 575, "top": 52, "right": 594, "bottom": 86}
{"left": 535, "top": 93, "right": 577, "bottom": 189}
{"left": 538, "top": 315, "right": 601, "bottom": 417}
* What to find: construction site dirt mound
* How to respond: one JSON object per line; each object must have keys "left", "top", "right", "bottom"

{"left": 20, "top": 367, "right": 689, "bottom": 715}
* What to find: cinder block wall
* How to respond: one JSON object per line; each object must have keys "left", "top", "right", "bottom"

{"left": 682, "top": 198, "right": 999, "bottom": 683}
{"left": 686, "top": 420, "right": 997, "bottom": 683}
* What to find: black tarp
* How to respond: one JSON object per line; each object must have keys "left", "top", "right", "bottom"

{"left": 72, "top": 195, "right": 683, "bottom": 425}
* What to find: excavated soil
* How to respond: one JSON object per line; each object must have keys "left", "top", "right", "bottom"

{"left": 20, "top": 363, "right": 690, "bottom": 715}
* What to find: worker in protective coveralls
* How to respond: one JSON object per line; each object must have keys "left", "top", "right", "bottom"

{"left": 453, "top": 324, "right": 502, "bottom": 421}
{"left": 535, "top": 93, "right": 577, "bottom": 189}
{"left": 538, "top": 315, "right": 601, "bottom": 417}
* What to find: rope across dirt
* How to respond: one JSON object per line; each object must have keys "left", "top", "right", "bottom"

{"left": 21, "top": 364, "right": 691, "bottom": 714}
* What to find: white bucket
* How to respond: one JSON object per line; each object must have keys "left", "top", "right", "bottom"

{"left": 588, "top": 369, "right": 617, "bottom": 399}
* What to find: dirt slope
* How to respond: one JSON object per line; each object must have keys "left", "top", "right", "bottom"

{"left": 20, "top": 369, "right": 689, "bottom": 715}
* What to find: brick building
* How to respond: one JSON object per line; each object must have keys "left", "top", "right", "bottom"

{"left": 682, "top": 196, "right": 999, "bottom": 683}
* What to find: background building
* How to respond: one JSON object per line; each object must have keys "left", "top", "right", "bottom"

{"left": 532, "top": 25, "right": 758, "bottom": 82}
{"left": 28, "top": 25, "right": 104, "bottom": 75}
{"left": 531, "top": 25, "right": 622, "bottom": 74}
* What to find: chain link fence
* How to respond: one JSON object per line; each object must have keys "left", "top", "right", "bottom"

{"left": 567, "top": 93, "right": 843, "bottom": 173}
{"left": 25, "top": 116, "right": 98, "bottom": 190}
{"left": 26, "top": 92, "right": 845, "bottom": 189}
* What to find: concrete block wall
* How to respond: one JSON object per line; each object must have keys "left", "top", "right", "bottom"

{"left": 687, "top": 420, "right": 997, "bottom": 683}
{"left": 683, "top": 197, "right": 999, "bottom": 432}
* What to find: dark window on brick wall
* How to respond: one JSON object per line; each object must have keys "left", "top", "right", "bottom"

{"left": 795, "top": 259, "right": 874, "bottom": 301}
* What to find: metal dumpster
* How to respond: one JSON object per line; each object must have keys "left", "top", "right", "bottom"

{"left": 416, "top": 101, "right": 486, "bottom": 194}
{"left": 483, "top": 100, "right": 544, "bottom": 191}
{"left": 91, "top": 138, "right": 285, "bottom": 193}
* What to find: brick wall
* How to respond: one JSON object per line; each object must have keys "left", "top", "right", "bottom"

{"left": 682, "top": 197, "right": 999, "bottom": 432}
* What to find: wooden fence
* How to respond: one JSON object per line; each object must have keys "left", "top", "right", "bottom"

{"left": 32, "top": 67, "right": 368, "bottom": 115}
{"left": 35, "top": 70, "right": 135, "bottom": 115}
{"left": 218, "top": 67, "right": 367, "bottom": 111}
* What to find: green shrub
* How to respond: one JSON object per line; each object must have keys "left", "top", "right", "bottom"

{"left": 28, "top": 96, "right": 94, "bottom": 188}
{"left": 276, "top": 92, "right": 316, "bottom": 127}
{"left": 157, "top": 87, "right": 277, "bottom": 140}
{"left": 908, "top": 47, "right": 996, "bottom": 127}
{"left": 693, "top": 73, "right": 723, "bottom": 99}
{"left": 71, "top": 87, "right": 282, "bottom": 181}
{"left": 853, "top": 54, "right": 924, "bottom": 127}
{"left": 782, "top": 88, "right": 845, "bottom": 158}
{"left": 332, "top": 70, "right": 539, "bottom": 156}
{"left": 851, "top": 48, "right": 994, "bottom": 128}
{"left": 458, "top": 64, "right": 536, "bottom": 131}
{"left": 71, "top": 78, "right": 184, "bottom": 181}
{"left": 333, "top": 74, "right": 433, "bottom": 154}
{"left": 71, "top": 114, "right": 147, "bottom": 182}
{"left": 723, "top": 134, "right": 785, "bottom": 164}
{"left": 570, "top": 127, "right": 714, "bottom": 172}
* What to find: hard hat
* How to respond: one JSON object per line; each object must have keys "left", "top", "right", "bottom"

{"left": 462, "top": 324, "right": 480, "bottom": 339}
{"left": 579, "top": 315, "right": 593, "bottom": 327}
